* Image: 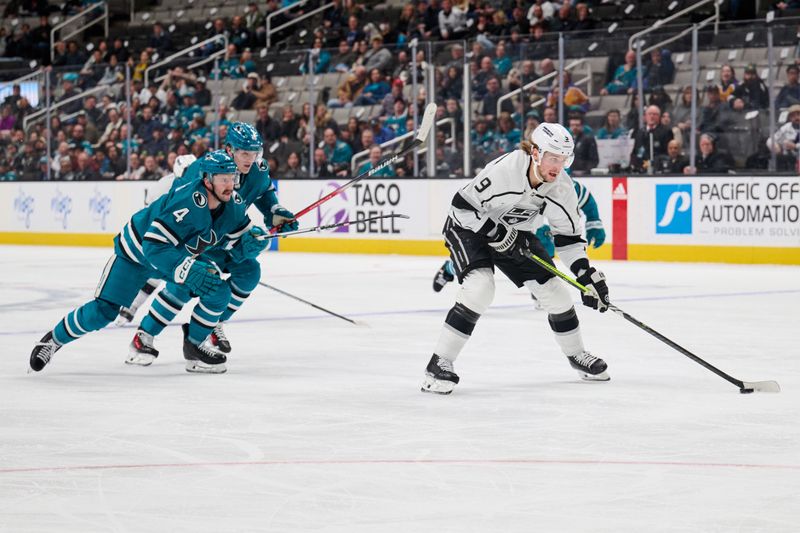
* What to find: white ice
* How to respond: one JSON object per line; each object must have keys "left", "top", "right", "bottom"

{"left": 1, "top": 245, "right": 799, "bottom": 532}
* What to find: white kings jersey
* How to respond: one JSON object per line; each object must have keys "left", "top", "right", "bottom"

{"left": 449, "top": 148, "right": 588, "bottom": 270}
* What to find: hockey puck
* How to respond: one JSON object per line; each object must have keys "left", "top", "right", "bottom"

{"left": 739, "top": 388, "right": 754, "bottom": 394}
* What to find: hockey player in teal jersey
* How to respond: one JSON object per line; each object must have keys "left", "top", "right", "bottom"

{"left": 125, "top": 122, "right": 299, "bottom": 366}
{"left": 29, "top": 151, "right": 254, "bottom": 374}
{"left": 432, "top": 179, "right": 606, "bottom": 292}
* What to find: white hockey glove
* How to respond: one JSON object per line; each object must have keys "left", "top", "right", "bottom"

{"left": 173, "top": 154, "right": 197, "bottom": 178}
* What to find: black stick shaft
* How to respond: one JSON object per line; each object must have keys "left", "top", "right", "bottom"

{"left": 258, "top": 281, "right": 357, "bottom": 325}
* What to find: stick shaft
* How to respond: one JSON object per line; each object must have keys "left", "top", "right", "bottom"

{"left": 258, "top": 281, "right": 356, "bottom": 324}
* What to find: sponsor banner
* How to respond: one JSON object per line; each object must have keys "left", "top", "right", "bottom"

{"left": 628, "top": 176, "right": 800, "bottom": 247}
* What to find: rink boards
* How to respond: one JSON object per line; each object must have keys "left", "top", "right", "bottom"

{"left": 1, "top": 176, "right": 798, "bottom": 264}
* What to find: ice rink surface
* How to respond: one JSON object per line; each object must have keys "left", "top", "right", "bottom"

{"left": 1, "top": 245, "right": 799, "bottom": 532}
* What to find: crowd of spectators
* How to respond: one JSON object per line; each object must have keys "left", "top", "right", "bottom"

{"left": 1, "top": 0, "right": 799, "bottom": 180}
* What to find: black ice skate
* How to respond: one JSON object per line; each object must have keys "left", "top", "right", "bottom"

{"left": 209, "top": 323, "right": 231, "bottom": 354}
{"left": 432, "top": 261, "right": 454, "bottom": 292}
{"left": 29, "top": 331, "right": 62, "bottom": 372}
{"left": 126, "top": 330, "right": 159, "bottom": 366}
{"left": 421, "top": 354, "right": 460, "bottom": 394}
{"left": 182, "top": 324, "right": 227, "bottom": 374}
{"left": 567, "top": 351, "right": 610, "bottom": 381}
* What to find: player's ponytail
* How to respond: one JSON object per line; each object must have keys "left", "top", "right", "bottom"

{"left": 519, "top": 140, "right": 536, "bottom": 155}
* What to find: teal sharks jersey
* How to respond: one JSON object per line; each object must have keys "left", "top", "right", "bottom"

{"left": 114, "top": 178, "right": 251, "bottom": 282}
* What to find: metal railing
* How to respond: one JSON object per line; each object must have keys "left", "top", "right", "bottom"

{"left": 144, "top": 34, "right": 229, "bottom": 86}
{"left": 628, "top": 0, "right": 720, "bottom": 52}
{"left": 266, "top": 0, "right": 334, "bottom": 49}
{"left": 23, "top": 83, "right": 117, "bottom": 131}
{"left": 50, "top": 2, "right": 109, "bottom": 62}
{"left": 350, "top": 117, "right": 456, "bottom": 174}
{"left": 497, "top": 58, "right": 592, "bottom": 119}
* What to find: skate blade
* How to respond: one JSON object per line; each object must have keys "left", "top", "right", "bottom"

{"left": 577, "top": 369, "right": 610, "bottom": 382}
{"left": 421, "top": 374, "right": 456, "bottom": 394}
{"left": 125, "top": 354, "right": 156, "bottom": 366}
{"left": 185, "top": 360, "right": 227, "bottom": 374}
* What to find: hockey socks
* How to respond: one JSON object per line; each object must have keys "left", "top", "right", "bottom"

{"left": 433, "top": 302, "right": 481, "bottom": 362}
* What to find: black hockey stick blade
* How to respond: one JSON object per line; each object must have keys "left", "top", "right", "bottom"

{"left": 259, "top": 214, "right": 409, "bottom": 240}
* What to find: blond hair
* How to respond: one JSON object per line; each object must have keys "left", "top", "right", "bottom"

{"left": 519, "top": 139, "right": 536, "bottom": 155}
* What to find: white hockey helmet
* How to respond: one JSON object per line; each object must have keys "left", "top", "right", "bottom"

{"left": 531, "top": 122, "right": 574, "bottom": 168}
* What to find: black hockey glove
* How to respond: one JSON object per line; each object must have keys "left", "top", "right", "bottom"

{"left": 576, "top": 267, "right": 610, "bottom": 313}
{"left": 488, "top": 226, "right": 535, "bottom": 258}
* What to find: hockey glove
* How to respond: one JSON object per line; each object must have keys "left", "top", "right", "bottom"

{"left": 229, "top": 226, "right": 269, "bottom": 262}
{"left": 183, "top": 259, "right": 223, "bottom": 297}
{"left": 576, "top": 267, "right": 610, "bottom": 313}
{"left": 585, "top": 220, "right": 606, "bottom": 248}
{"left": 266, "top": 205, "right": 299, "bottom": 234}
{"left": 489, "top": 226, "right": 536, "bottom": 258}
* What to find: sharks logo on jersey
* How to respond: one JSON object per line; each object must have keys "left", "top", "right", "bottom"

{"left": 193, "top": 192, "right": 207, "bottom": 208}
{"left": 185, "top": 230, "right": 218, "bottom": 256}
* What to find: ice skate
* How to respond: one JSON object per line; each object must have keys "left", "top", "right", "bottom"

{"left": 421, "top": 354, "right": 460, "bottom": 394}
{"left": 125, "top": 330, "right": 159, "bottom": 366}
{"left": 182, "top": 324, "right": 227, "bottom": 374}
{"left": 209, "top": 323, "right": 231, "bottom": 354}
{"left": 567, "top": 351, "right": 610, "bottom": 381}
{"left": 114, "top": 306, "right": 136, "bottom": 326}
{"left": 29, "top": 331, "right": 62, "bottom": 372}
{"left": 432, "top": 261, "right": 454, "bottom": 292}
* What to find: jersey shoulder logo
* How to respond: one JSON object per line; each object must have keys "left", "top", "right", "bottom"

{"left": 257, "top": 159, "right": 269, "bottom": 172}
{"left": 185, "top": 230, "right": 217, "bottom": 256}
{"left": 193, "top": 191, "right": 207, "bottom": 208}
{"left": 232, "top": 191, "right": 243, "bottom": 204}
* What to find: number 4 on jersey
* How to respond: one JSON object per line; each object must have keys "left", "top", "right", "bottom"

{"left": 173, "top": 208, "right": 190, "bottom": 223}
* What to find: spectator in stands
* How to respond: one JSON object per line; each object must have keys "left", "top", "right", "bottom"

{"left": 719, "top": 64, "right": 738, "bottom": 103}
{"left": 552, "top": 3, "right": 574, "bottom": 32}
{"left": 345, "top": 15, "right": 366, "bottom": 47}
{"left": 283, "top": 151, "right": 308, "bottom": 178}
{"left": 331, "top": 40, "right": 357, "bottom": 73}
{"left": 322, "top": 127, "right": 353, "bottom": 172}
{"left": 488, "top": 10, "right": 511, "bottom": 37}
{"left": 254, "top": 105, "right": 281, "bottom": 143}
{"left": 245, "top": 2, "right": 266, "bottom": 45}
{"left": 142, "top": 124, "right": 168, "bottom": 157}
{"left": 369, "top": 117, "right": 395, "bottom": 144}
{"left": 672, "top": 86, "right": 695, "bottom": 136}
{"left": 492, "top": 42, "right": 512, "bottom": 77}
{"left": 471, "top": 117, "right": 495, "bottom": 166}
{"left": 573, "top": 3, "right": 595, "bottom": 31}
{"left": 732, "top": 64, "right": 769, "bottom": 110}
{"left": 356, "top": 128, "right": 375, "bottom": 154}
{"left": 140, "top": 155, "right": 166, "bottom": 180}
{"left": 58, "top": 73, "right": 82, "bottom": 115}
{"left": 328, "top": 66, "right": 368, "bottom": 107}
{"left": 438, "top": 0, "right": 467, "bottom": 40}
{"left": 224, "top": 45, "right": 257, "bottom": 78}
{"left": 380, "top": 79, "right": 405, "bottom": 117}
{"left": 661, "top": 110, "right": 682, "bottom": 150}
{"left": 473, "top": 56, "right": 497, "bottom": 100}
{"left": 2, "top": 85, "right": 21, "bottom": 111}
{"left": 358, "top": 145, "right": 395, "bottom": 176}
{"left": 364, "top": 35, "right": 393, "bottom": 74}
{"left": 132, "top": 50, "right": 150, "bottom": 82}
{"left": 229, "top": 16, "right": 251, "bottom": 51}
{"left": 392, "top": 50, "right": 414, "bottom": 82}
{"left": 0, "top": 105, "right": 16, "bottom": 137}
{"left": 106, "top": 38, "right": 129, "bottom": 63}
{"left": 204, "top": 18, "right": 229, "bottom": 57}
{"left": 685, "top": 133, "right": 731, "bottom": 174}
{"left": 65, "top": 40, "right": 87, "bottom": 67}
{"left": 300, "top": 37, "right": 331, "bottom": 74}
{"left": 527, "top": 3, "right": 547, "bottom": 27}
{"left": 542, "top": 106, "right": 557, "bottom": 124}
{"left": 547, "top": 71, "right": 590, "bottom": 113}
{"left": 384, "top": 99, "right": 409, "bottom": 136}
{"left": 523, "top": 110, "right": 541, "bottom": 140}
{"left": 766, "top": 103, "right": 800, "bottom": 170}
{"left": 700, "top": 84, "right": 726, "bottom": 134}
{"left": 655, "top": 139, "right": 689, "bottom": 174}
{"left": 569, "top": 113, "right": 599, "bottom": 173}
{"left": 314, "top": 105, "right": 340, "bottom": 139}
{"left": 481, "top": 76, "right": 514, "bottom": 123}
{"left": 601, "top": 50, "right": 637, "bottom": 95}
{"left": 494, "top": 113, "right": 522, "bottom": 153}
{"left": 596, "top": 109, "right": 627, "bottom": 139}
{"left": 279, "top": 106, "right": 299, "bottom": 139}
{"left": 148, "top": 22, "right": 173, "bottom": 57}
{"left": 643, "top": 49, "right": 674, "bottom": 90}
{"left": 440, "top": 66, "right": 463, "bottom": 101}
{"left": 312, "top": 148, "right": 335, "bottom": 178}
{"left": 776, "top": 64, "right": 800, "bottom": 109}
{"left": 355, "top": 68, "right": 391, "bottom": 105}
{"left": 630, "top": 104, "right": 673, "bottom": 172}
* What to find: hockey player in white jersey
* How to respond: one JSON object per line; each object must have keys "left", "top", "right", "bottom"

{"left": 421, "top": 122, "right": 611, "bottom": 394}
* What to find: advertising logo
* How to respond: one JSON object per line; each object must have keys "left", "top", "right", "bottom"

{"left": 316, "top": 181, "right": 349, "bottom": 233}
{"left": 51, "top": 189, "right": 73, "bottom": 229}
{"left": 13, "top": 189, "right": 35, "bottom": 228}
{"left": 89, "top": 188, "right": 112, "bottom": 230}
{"left": 656, "top": 184, "right": 692, "bottom": 234}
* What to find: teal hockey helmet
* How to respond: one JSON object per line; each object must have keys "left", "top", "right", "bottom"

{"left": 199, "top": 150, "right": 238, "bottom": 182}
{"left": 225, "top": 122, "right": 263, "bottom": 152}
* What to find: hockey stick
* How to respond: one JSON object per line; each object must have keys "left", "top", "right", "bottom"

{"left": 258, "top": 214, "right": 409, "bottom": 240}
{"left": 269, "top": 102, "right": 438, "bottom": 234}
{"left": 525, "top": 252, "right": 780, "bottom": 394}
{"left": 257, "top": 281, "right": 359, "bottom": 325}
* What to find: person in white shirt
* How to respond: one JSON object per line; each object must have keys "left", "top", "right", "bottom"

{"left": 421, "top": 122, "right": 611, "bottom": 395}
